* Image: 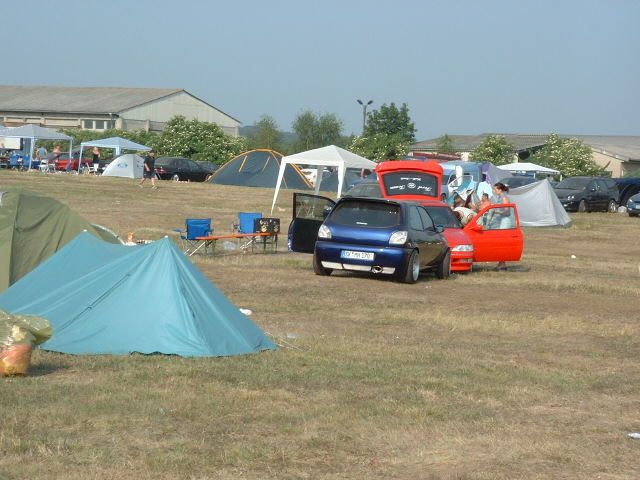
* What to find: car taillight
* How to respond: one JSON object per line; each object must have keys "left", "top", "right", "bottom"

{"left": 318, "top": 224, "right": 332, "bottom": 239}
{"left": 389, "top": 231, "right": 408, "bottom": 245}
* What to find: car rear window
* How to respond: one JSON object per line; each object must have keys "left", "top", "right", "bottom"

{"left": 345, "top": 182, "right": 383, "bottom": 198}
{"left": 382, "top": 172, "right": 438, "bottom": 197}
{"left": 330, "top": 200, "right": 400, "bottom": 228}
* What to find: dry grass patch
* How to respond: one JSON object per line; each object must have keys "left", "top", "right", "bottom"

{"left": 1, "top": 170, "right": 639, "bottom": 479}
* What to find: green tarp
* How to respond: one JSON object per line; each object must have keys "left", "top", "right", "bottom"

{"left": 0, "top": 189, "right": 120, "bottom": 292}
{"left": 0, "top": 233, "right": 276, "bottom": 357}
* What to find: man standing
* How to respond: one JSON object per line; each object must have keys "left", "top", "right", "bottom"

{"left": 139, "top": 149, "right": 157, "bottom": 189}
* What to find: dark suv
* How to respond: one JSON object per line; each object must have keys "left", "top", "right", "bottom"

{"left": 553, "top": 176, "right": 619, "bottom": 213}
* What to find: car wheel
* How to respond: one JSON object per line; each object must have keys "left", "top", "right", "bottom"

{"left": 578, "top": 200, "right": 588, "bottom": 213}
{"left": 436, "top": 250, "right": 451, "bottom": 280}
{"left": 401, "top": 250, "right": 420, "bottom": 284}
{"left": 607, "top": 200, "right": 617, "bottom": 213}
{"left": 172, "top": 174, "right": 180, "bottom": 181}
{"left": 629, "top": 213, "right": 639, "bottom": 217}
{"left": 313, "top": 251, "right": 332, "bottom": 276}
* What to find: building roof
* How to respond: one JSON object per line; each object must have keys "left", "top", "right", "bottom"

{"left": 572, "top": 135, "right": 640, "bottom": 161}
{"left": 0, "top": 85, "right": 194, "bottom": 114}
{"left": 412, "top": 133, "right": 640, "bottom": 161}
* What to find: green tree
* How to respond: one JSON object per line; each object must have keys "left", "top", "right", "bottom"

{"left": 349, "top": 133, "right": 410, "bottom": 162}
{"left": 436, "top": 134, "right": 455, "bottom": 154}
{"left": 154, "top": 115, "right": 247, "bottom": 164}
{"left": 291, "top": 111, "right": 344, "bottom": 152}
{"left": 364, "top": 102, "right": 416, "bottom": 143}
{"left": 247, "top": 115, "right": 283, "bottom": 151}
{"left": 531, "top": 133, "right": 604, "bottom": 177}
{"left": 470, "top": 135, "right": 515, "bottom": 165}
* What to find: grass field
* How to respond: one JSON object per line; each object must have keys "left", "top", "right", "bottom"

{"left": 1, "top": 170, "right": 639, "bottom": 480}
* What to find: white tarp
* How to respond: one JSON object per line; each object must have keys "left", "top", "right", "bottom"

{"left": 498, "top": 162, "right": 560, "bottom": 175}
{"left": 508, "top": 179, "right": 571, "bottom": 227}
{"left": 271, "top": 145, "right": 375, "bottom": 213}
{"left": 101, "top": 154, "right": 145, "bottom": 179}
{"left": 79, "top": 136, "right": 151, "bottom": 159}
{"left": 0, "top": 124, "right": 73, "bottom": 169}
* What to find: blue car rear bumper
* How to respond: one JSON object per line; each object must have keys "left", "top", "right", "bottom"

{"left": 315, "top": 240, "right": 410, "bottom": 275}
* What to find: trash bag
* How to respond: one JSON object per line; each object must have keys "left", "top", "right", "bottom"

{"left": 0, "top": 309, "right": 52, "bottom": 376}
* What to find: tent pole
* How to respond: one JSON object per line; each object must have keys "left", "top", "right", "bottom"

{"left": 28, "top": 136, "right": 35, "bottom": 170}
{"left": 270, "top": 159, "right": 288, "bottom": 214}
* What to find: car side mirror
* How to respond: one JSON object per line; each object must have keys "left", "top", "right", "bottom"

{"left": 434, "top": 225, "right": 444, "bottom": 234}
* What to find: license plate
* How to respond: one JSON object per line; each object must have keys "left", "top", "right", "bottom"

{"left": 341, "top": 250, "right": 374, "bottom": 261}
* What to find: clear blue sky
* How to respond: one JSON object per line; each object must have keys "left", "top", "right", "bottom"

{"left": 7, "top": 0, "right": 639, "bottom": 139}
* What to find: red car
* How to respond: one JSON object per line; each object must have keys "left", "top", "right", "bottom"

{"left": 346, "top": 160, "right": 524, "bottom": 271}
{"left": 47, "top": 152, "right": 92, "bottom": 171}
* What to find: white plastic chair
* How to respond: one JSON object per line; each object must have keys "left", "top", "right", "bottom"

{"left": 39, "top": 159, "right": 54, "bottom": 173}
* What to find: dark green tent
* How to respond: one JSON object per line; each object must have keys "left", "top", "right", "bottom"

{"left": 208, "top": 149, "right": 312, "bottom": 190}
{"left": 0, "top": 189, "right": 120, "bottom": 291}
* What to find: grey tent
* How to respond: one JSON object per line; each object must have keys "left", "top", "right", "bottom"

{"left": 209, "top": 149, "right": 312, "bottom": 190}
{"left": 0, "top": 125, "right": 72, "bottom": 170}
{"left": 508, "top": 179, "right": 572, "bottom": 227}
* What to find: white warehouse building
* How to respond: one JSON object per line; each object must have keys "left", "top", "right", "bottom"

{"left": 0, "top": 85, "right": 241, "bottom": 136}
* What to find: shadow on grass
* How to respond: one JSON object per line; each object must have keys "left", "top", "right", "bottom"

{"left": 473, "top": 263, "right": 531, "bottom": 273}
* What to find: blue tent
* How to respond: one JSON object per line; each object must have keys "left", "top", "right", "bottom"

{"left": 0, "top": 233, "right": 276, "bottom": 357}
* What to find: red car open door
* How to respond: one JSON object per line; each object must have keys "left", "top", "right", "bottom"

{"left": 463, "top": 204, "right": 524, "bottom": 263}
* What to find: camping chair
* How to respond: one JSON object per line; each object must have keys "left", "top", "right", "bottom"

{"left": 39, "top": 159, "right": 54, "bottom": 174}
{"left": 175, "top": 218, "right": 213, "bottom": 256}
{"left": 233, "top": 212, "right": 262, "bottom": 252}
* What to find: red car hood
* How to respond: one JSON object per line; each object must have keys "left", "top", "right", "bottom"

{"left": 442, "top": 227, "right": 472, "bottom": 248}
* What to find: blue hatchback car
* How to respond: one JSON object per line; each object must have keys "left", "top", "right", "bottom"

{"left": 288, "top": 194, "right": 451, "bottom": 283}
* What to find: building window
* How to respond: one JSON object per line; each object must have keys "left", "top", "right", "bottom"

{"left": 81, "top": 119, "right": 114, "bottom": 130}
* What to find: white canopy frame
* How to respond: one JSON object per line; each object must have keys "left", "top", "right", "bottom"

{"left": 0, "top": 124, "right": 72, "bottom": 170}
{"left": 498, "top": 162, "right": 560, "bottom": 177}
{"left": 79, "top": 136, "right": 151, "bottom": 170}
{"left": 270, "top": 145, "right": 375, "bottom": 213}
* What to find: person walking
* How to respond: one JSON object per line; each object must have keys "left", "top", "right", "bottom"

{"left": 139, "top": 149, "right": 157, "bottom": 188}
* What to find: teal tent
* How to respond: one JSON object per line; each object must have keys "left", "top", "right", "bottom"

{"left": 0, "top": 233, "right": 276, "bottom": 357}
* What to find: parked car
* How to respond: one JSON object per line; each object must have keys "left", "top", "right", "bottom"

{"left": 154, "top": 157, "right": 210, "bottom": 182}
{"left": 626, "top": 192, "right": 640, "bottom": 217}
{"left": 195, "top": 161, "right": 219, "bottom": 177}
{"left": 345, "top": 162, "right": 525, "bottom": 272}
{"left": 553, "top": 176, "right": 619, "bottom": 212}
{"left": 289, "top": 194, "right": 451, "bottom": 283}
{"left": 502, "top": 176, "right": 539, "bottom": 189}
{"left": 48, "top": 150, "right": 92, "bottom": 171}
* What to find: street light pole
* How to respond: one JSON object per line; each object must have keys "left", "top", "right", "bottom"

{"left": 357, "top": 99, "right": 373, "bottom": 135}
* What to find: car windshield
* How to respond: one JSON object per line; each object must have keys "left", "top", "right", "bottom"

{"left": 330, "top": 200, "right": 400, "bottom": 228}
{"left": 382, "top": 172, "right": 438, "bottom": 197}
{"left": 423, "top": 205, "right": 462, "bottom": 228}
{"left": 505, "top": 177, "right": 535, "bottom": 188}
{"left": 344, "top": 182, "right": 383, "bottom": 198}
{"left": 556, "top": 178, "right": 589, "bottom": 190}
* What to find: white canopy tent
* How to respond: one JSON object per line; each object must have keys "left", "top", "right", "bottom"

{"left": 271, "top": 145, "right": 376, "bottom": 213}
{"left": 0, "top": 124, "right": 72, "bottom": 170}
{"left": 498, "top": 162, "right": 560, "bottom": 177}
{"left": 79, "top": 137, "right": 151, "bottom": 168}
